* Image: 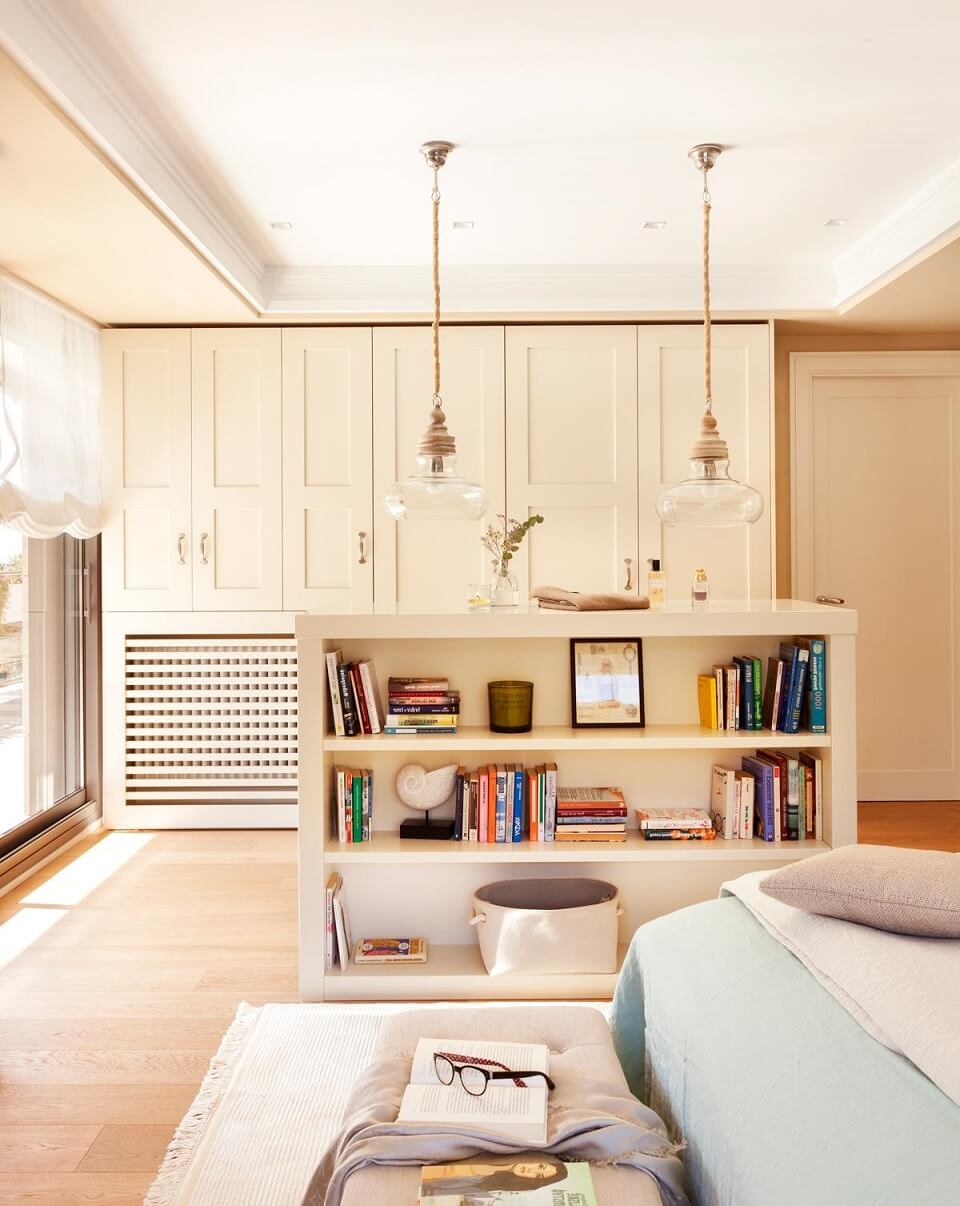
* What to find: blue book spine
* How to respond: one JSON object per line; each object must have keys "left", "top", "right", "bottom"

{"left": 786, "top": 650, "right": 810, "bottom": 734}
{"left": 777, "top": 643, "right": 800, "bottom": 731}
{"left": 742, "top": 757, "right": 775, "bottom": 841}
{"left": 512, "top": 771, "right": 523, "bottom": 842}
{"left": 807, "top": 638, "right": 827, "bottom": 732}
{"left": 734, "top": 657, "right": 755, "bottom": 730}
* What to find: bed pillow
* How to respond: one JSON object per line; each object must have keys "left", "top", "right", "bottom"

{"left": 759, "top": 844, "right": 960, "bottom": 937}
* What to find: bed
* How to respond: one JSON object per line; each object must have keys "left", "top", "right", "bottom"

{"left": 610, "top": 888, "right": 960, "bottom": 1206}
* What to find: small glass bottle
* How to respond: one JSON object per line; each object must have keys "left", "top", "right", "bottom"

{"left": 691, "top": 567, "right": 709, "bottom": 609}
{"left": 647, "top": 558, "right": 665, "bottom": 608}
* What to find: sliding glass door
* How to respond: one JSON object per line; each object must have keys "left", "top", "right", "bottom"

{"left": 0, "top": 530, "right": 98, "bottom": 859}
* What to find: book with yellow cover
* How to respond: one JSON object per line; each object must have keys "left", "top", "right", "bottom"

{"left": 698, "top": 673, "right": 718, "bottom": 728}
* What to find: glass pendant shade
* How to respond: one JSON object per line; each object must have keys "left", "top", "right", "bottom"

{"left": 656, "top": 408, "right": 763, "bottom": 528}
{"left": 385, "top": 452, "right": 487, "bottom": 521}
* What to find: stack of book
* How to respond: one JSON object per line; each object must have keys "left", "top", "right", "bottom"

{"left": 332, "top": 766, "right": 373, "bottom": 842}
{"left": 635, "top": 807, "right": 716, "bottom": 840}
{"left": 325, "top": 649, "right": 382, "bottom": 736}
{"left": 386, "top": 677, "right": 459, "bottom": 734}
{"left": 697, "top": 638, "right": 826, "bottom": 734}
{"left": 710, "top": 765, "right": 755, "bottom": 839}
{"left": 741, "top": 749, "right": 823, "bottom": 842}
{"left": 452, "top": 763, "right": 557, "bottom": 842}
{"left": 555, "top": 787, "right": 627, "bottom": 842}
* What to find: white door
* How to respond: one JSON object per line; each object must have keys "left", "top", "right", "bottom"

{"left": 282, "top": 328, "right": 373, "bottom": 612}
{"left": 101, "top": 329, "right": 192, "bottom": 611}
{"left": 191, "top": 329, "right": 283, "bottom": 611}
{"left": 638, "top": 324, "right": 773, "bottom": 601}
{"left": 506, "top": 326, "right": 639, "bottom": 596}
{"left": 793, "top": 353, "right": 960, "bottom": 800}
{"left": 373, "top": 326, "right": 505, "bottom": 612}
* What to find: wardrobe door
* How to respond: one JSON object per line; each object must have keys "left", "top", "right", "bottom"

{"left": 281, "top": 328, "right": 373, "bottom": 612}
{"left": 637, "top": 324, "right": 773, "bottom": 600}
{"left": 505, "top": 326, "right": 639, "bottom": 596}
{"left": 191, "top": 329, "right": 283, "bottom": 611}
{"left": 373, "top": 327, "right": 506, "bottom": 613}
{"left": 101, "top": 329, "right": 192, "bottom": 611}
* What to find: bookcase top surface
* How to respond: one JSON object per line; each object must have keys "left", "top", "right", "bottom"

{"left": 296, "top": 599, "right": 856, "bottom": 641}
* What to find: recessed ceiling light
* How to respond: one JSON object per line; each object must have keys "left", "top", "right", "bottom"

{"left": 270, "top": 220, "right": 293, "bottom": 231}
{"left": 824, "top": 217, "right": 851, "bottom": 227}
{"left": 452, "top": 220, "right": 475, "bottom": 230}
{"left": 643, "top": 220, "right": 667, "bottom": 230}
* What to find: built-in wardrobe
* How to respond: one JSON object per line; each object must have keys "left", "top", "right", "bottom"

{"left": 101, "top": 323, "right": 772, "bottom": 828}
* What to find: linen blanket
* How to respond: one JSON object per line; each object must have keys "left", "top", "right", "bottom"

{"left": 531, "top": 585, "right": 650, "bottom": 611}
{"left": 723, "top": 870, "right": 960, "bottom": 1107}
{"left": 302, "top": 1006, "right": 690, "bottom": 1206}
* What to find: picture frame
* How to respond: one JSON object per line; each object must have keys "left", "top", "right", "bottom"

{"left": 569, "top": 638, "right": 645, "bottom": 728}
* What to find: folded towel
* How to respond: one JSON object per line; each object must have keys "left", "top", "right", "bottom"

{"left": 531, "top": 586, "right": 650, "bottom": 611}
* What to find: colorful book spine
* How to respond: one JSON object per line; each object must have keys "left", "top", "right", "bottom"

{"left": 527, "top": 768, "right": 538, "bottom": 841}
{"left": 487, "top": 766, "right": 497, "bottom": 842}
{"left": 806, "top": 638, "right": 827, "bottom": 732}
{"left": 495, "top": 765, "right": 508, "bottom": 842}
{"left": 698, "top": 674, "right": 718, "bottom": 729}
{"left": 751, "top": 657, "right": 763, "bottom": 731}
{"left": 453, "top": 767, "right": 465, "bottom": 840}
{"left": 784, "top": 645, "right": 810, "bottom": 734}
{"left": 512, "top": 767, "right": 524, "bottom": 842}
{"left": 761, "top": 658, "right": 783, "bottom": 731}
{"left": 478, "top": 767, "right": 489, "bottom": 843}
{"left": 468, "top": 772, "right": 480, "bottom": 842}
{"left": 326, "top": 651, "right": 345, "bottom": 736}
{"left": 351, "top": 772, "right": 363, "bottom": 843}
{"left": 505, "top": 766, "right": 515, "bottom": 842}
{"left": 734, "top": 657, "right": 755, "bottom": 731}
{"left": 741, "top": 756, "right": 776, "bottom": 841}
{"left": 386, "top": 703, "right": 459, "bottom": 714}
{"left": 357, "top": 661, "right": 382, "bottom": 734}
{"left": 337, "top": 663, "right": 360, "bottom": 736}
{"left": 544, "top": 762, "right": 557, "bottom": 842}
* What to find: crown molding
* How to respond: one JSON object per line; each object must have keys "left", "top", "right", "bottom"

{"left": 263, "top": 261, "right": 834, "bottom": 315}
{"left": 833, "top": 156, "right": 960, "bottom": 310}
{"left": 0, "top": 0, "right": 266, "bottom": 309}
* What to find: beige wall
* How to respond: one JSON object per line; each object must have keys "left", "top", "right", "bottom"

{"left": 773, "top": 327, "right": 960, "bottom": 596}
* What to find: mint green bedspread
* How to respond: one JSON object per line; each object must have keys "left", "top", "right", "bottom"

{"left": 610, "top": 896, "right": 960, "bottom": 1206}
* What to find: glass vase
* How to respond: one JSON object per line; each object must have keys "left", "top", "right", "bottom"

{"left": 490, "top": 565, "right": 519, "bottom": 607}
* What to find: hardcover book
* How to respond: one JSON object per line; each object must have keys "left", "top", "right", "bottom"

{"left": 419, "top": 1159, "right": 597, "bottom": 1204}
{"left": 354, "top": 937, "right": 427, "bottom": 963}
{"left": 698, "top": 673, "right": 718, "bottom": 728}
{"left": 635, "top": 806, "right": 712, "bottom": 829}
{"left": 741, "top": 755, "right": 777, "bottom": 842}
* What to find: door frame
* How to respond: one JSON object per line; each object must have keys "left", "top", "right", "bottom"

{"left": 791, "top": 351, "right": 960, "bottom": 598}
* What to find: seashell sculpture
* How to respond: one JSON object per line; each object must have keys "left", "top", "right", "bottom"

{"left": 396, "top": 762, "right": 459, "bottom": 812}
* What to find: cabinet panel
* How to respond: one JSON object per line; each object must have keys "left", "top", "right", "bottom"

{"left": 506, "top": 326, "right": 638, "bottom": 595}
{"left": 101, "top": 329, "right": 192, "bottom": 610}
{"left": 282, "top": 328, "right": 373, "bottom": 611}
{"left": 373, "top": 327, "right": 505, "bottom": 612}
{"left": 637, "top": 324, "right": 772, "bottom": 601}
{"left": 192, "top": 329, "right": 282, "bottom": 611}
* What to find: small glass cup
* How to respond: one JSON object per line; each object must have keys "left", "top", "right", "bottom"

{"left": 488, "top": 680, "right": 534, "bottom": 733}
{"left": 466, "top": 583, "right": 492, "bottom": 611}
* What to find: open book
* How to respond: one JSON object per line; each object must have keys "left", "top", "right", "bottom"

{"left": 398, "top": 1037, "right": 550, "bottom": 1145}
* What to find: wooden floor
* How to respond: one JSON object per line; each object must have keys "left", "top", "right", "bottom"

{"left": 0, "top": 803, "right": 956, "bottom": 1205}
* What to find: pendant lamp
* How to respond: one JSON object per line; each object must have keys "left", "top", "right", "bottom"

{"left": 385, "top": 141, "right": 487, "bottom": 521}
{"left": 656, "top": 145, "right": 763, "bottom": 528}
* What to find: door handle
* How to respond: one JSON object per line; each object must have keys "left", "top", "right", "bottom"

{"left": 623, "top": 558, "right": 633, "bottom": 592}
{"left": 816, "top": 594, "right": 845, "bottom": 606}
{"left": 358, "top": 531, "right": 368, "bottom": 565}
{"left": 177, "top": 533, "right": 187, "bottom": 565}
{"left": 200, "top": 532, "right": 209, "bottom": 566}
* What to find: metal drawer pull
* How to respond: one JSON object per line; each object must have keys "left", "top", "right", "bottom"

{"left": 200, "top": 532, "right": 209, "bottom": 565}
{"left": 816, "top": 594, "right": 845, "bottom": 606}
{"left": 623, "top": 558, "right": 633, "bottom": 592}
{"left": 358, "top": 531, "right": 368, "bottom": 565}
{"left": 177, "top": 533, "right": 187, "bottom": 564}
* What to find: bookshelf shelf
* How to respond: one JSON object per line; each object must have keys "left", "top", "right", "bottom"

{"left": 322, "top": 724, "right": 831, "bottom": 753}
{"left": 297, "top": 603, "right": 858, "bottom": 1002}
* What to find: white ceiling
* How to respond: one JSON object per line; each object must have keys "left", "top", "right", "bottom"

{"left": 1, "top": 0, "right": 960, "bottom": 317}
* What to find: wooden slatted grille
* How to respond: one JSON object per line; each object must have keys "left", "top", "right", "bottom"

{"left": 124, "top": 636, "right": 297, "bottom": 807}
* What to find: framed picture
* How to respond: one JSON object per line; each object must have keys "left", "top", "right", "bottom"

{"left": 569, "top": 638, "right": 645, "bottom": 728}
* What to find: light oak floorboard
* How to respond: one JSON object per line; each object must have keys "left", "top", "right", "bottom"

{"left": 78, "top": 1124, "right": 175, "bottom": 1174}
{"left": 0, "top": 1125, "right": 100, "bottom": 1173}
{"left": 858, "top": 801, "right": 960, "bottom": 851}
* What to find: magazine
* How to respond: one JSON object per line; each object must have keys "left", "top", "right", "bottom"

{"left": 419, "top": 1156, "right": 597, "bottom": 1203}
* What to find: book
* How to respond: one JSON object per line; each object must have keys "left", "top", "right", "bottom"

{"left": 351, "top": 663, "right": 371, "bottom": 734}
{"left": 453, "top": 767, "right": 465, "bottom": 841}
{"left": 325, "top": 649, "right": 346, "bottom": 736}
{"left": 799, "top": 751, "right": 823, "bottom": 840}
{"left": 734, "top": 769, "right": 755, "bottom": 839}
{"left": 513, "top": 764, "right": 524, "bottom": 842}
{"left": 751, "top": 656, "right": 763, "bottom": 731}
{"left": 733, "top": 656, "right": 756, "bottom": 731}
{"left": 354, "top": 937, "right": 427, "bottom": 963}
{"left": 325, "top": 872, "right": 340, "bottom": 970}
{"left": 544, "top": 762, "right": 558, "bottom": 842}
{"left": 336, "top": 662, "right": 360, "bottom": 736}
{"left": 556, "top": 813, "right": 626, "bottom": 824}
{"left": 487, "top": 765, "right": 498, "bottom": 843}
{"left": 419, "top": 1158, "right": 597, "bottom": 1204}
{"left": 388, "top": 676, "right": 449, "bottom": 693}
{"left": 527, "top": 768, "right": 538, "bottom": 841}
{"left": 711, "top": 765, "right": 738, "bottom": 839}
{"left": 761, "top": 657, "right": 784, "bottom": 731}
{"left": 754, "top": 750, "right": 787, "bottom": 840}
{"left": 779, "top": 641, "right": 810, "bottom": 734}
{"left": 357, "top": 660, "right": 383, "bottom": 734}
{"left": 478, "top": 766, "right": 489, "bottom": 843}
{"left": 698, "top": 673, "right": 718, "bottom": 728}
{"left": 714, "top": 664, "right": 726, "bottom": 730}
{"left": 495, "top": 764, "right": 508, "bottom": 842}
{"left": 385, "top": 702, "right": 459, "bottom": 714}
{"left": 741, "top": 755, "right": 777, "bottom": 842}
{"left": 384, "top": 713, "right": 460, "bottom": 727}
{"left": 468, "top": 770, "right": 480, "bottom": 842}
{"left": 383, "top": 726, "right": 459, "bottom": 734}
{"left": 399, "top": 1038, "right": 550, "bottom": 1145}
{"left": 803, "top": 637, "right": 827, "bottom": 732}
{"left": 642, "top": 827, "right": 717, "bottom": 840}
{"left": 558, "top": 787, "right": 627, "bottom": 807}
{"left": 351, "top": 771, "right": 363, "bottom": 843}
{"left": 505, "top": 765, "right": 516, "bottom": 842}
{"left": 555, "top": 831, "right": 627, "bottom": 842}
{"left": 386, "top": 692, "right": 460, "bottom": 705}
{"left": 635, "top": 806, "right": 712, "bottom": 830}
{"left": 332, "top": 878, "right": 352, "bottom": 970}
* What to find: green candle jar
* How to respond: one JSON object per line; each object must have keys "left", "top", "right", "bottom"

{"left": 488, "top": 680, "right": 534, "bottom": 733}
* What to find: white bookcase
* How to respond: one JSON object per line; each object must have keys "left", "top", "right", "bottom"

{"left": 297, "top": 602, "right": 856, "bottom": 1001}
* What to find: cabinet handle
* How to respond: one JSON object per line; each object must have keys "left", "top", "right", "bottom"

{"left": 200, "top": 532, "right": 209, "bottom": 566}
{"left": 358, "top": 531, "right": 368, "bottom": 565}
{"left": 816, "top": 594, "right": 845, "bottom": 606}
{"left": 177, "top": 533, "right": 187, "bottom": 565}
{"left": 623, "top": 558, "right": 633, "bottom": 592}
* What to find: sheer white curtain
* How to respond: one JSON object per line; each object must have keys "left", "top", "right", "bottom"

{"left": 0, "top": 275, "right": 102, "bottom": 538}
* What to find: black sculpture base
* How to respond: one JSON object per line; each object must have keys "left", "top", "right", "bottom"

{"left": 400, "top": 814, "right": 456, "bottom": 840}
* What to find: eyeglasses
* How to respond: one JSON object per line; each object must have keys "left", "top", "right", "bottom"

{"left": 434, "top": 1051, "right": 556, "bottom": 1097}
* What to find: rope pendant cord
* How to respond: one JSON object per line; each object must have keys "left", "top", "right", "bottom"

{"left": 702, "top": 177, "right": 712, "bottom": 414}
{"left": 432, "top": 166, "right": 441, "bottom": 407}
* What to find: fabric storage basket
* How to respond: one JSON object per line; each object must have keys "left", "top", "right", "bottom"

{"left": 469, "top": 877, "right": 622, "bottom": 976}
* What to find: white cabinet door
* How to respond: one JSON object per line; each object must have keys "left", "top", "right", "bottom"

{"left": 373, "top": 327, "right": 505, "bottom": 612}
{"left": 637, "top": 324, "right": 772, "bottom": 601}
{"left": 191, "top": 329, "right": 283, "bottom": 611}
{"left": 506, "top": 326, "right": 639, "bottom": 595}
{"left": 282, "top": 328, "right": 373, "bottom": 612}
{"left": 101, "top": 329, "right": 192, "bottom": 611}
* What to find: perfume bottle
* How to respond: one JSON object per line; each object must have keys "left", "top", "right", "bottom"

{"left": 647, "top": 558, "right": 665, "bottom": 608}
{"left": 691, "top": 567, "right": 709, "bottom": 609}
